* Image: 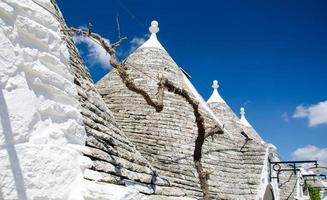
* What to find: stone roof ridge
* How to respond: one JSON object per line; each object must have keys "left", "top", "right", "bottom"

{"left": 139, "top": 20, "right": 165, "bottom": 50}
{"left": 239, "top": 107, "right": 252, "bottom": 127}
{"left": 207, "top": 80, "right": 226, "bottom": 104}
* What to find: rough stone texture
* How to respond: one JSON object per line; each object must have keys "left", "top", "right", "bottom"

{"left": 83, "top": 180, "right": 148, "bottom": 200}
{"left": 207, "top": 101, "right": 269, "bottom": 199}
{"left": 0, "top": 0, "right": 88, "bottom": 199}
{"left": 97, "top": 47, "right": 268, "bottom": 199}
{"left": 278, "top": 168, "right": 298, "bottom": 200}
{"left": 208, "top": 102, "right": 263, "bottom": 143}
{"left": 50, "top": 0, "right": 175, "bottom": 198}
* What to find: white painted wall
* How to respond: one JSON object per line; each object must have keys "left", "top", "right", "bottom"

{"left": 256, "top": 144, "right": 280, "bottom": 200}
{"left": 0, "top": 0, "right": 90, "bottom": 199}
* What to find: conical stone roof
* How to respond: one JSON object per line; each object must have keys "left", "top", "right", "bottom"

{"left": 97, "top": 21, "right": 268, "bottom": 199}
{"left": 206, "top": 81, "right": 270, "bottom": 198}
{"left": 52, "top": 5, "right": 165, "bottom": 197}
{"left": 206, "top": 81, "right": 264, "bottom": 143}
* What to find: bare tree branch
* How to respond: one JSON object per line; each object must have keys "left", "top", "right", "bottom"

{"left": 62, "top": 27, "right": 224, "bottom": 200}
{"left": 205, "top": 125, "right": 224, "bottom": 140}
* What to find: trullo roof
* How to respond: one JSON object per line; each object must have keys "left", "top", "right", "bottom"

{"left": 96, "top": 21, "right": 269, "bottom": 199}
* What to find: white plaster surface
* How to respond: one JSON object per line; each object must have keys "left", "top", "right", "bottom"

{"left": 239, "top": 113, "right": 252, "bottom": 127}
{"left": 255, "top": 147, "right": 280, "bottom": 200}
{"left": 83, "top": 180, "right": 147, "bottom": 200}
{"left": 139, "top": 21, "right": 165, "bottom": 50}
{"left": 139, "top": 33, "right": 165, "bottom": 50}
{"left": 207, "top": 80, "right": 226, "bottom": 104}
{"left": 0, "top": 0, "right": 89, "bottom": 199}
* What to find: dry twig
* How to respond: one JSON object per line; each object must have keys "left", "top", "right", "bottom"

{"left": 62, "top": 27, "right": 224, "bottom": 200}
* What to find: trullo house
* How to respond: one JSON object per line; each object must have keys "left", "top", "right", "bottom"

{"left": 0, "top": 0, "right": 325, "bottom": 199}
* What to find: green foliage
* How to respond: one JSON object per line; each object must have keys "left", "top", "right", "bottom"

{"left": 306, "top": 183, "right": 321, "bottom": 200}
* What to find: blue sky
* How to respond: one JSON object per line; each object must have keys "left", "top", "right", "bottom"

{"left": 57, "top": 0, "right": 327, "bottom": 165}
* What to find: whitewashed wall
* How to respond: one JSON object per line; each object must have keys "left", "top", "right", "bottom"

{"left": 0, "top": 0, "right": 90, "bottom": 199}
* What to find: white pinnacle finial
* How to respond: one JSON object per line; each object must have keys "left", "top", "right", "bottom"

{"left": 207, "top": 80, "right": 225, "bottom": 104}
{"left": 240, "top": 107, "right": 245, "bottom": 116}
{"left": 212, "top": 80, "right": 219, "bottom": 90}
{"left": 239, "top": 107, "right": 251, "bottom": 127}
{"left": 149, "top": 20, "right": 159, "bottom": 34}
{"left": 139, "top": 20, "right": 164, "bottom": 50}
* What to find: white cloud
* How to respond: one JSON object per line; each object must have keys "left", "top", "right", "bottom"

{"left": 73, "top": 35, "right": 111, "bottom": 68}
{"left": 293, "top": 100, "right": 327, "bottom": 127}
{"left": 293, "top": 145, "right": 327, "bottom": 168}
{"left": 281, "top": 112, "right": 289, "bottom": 122}
{"left": 129, "top": 35, "right": 148, "bottom": 53}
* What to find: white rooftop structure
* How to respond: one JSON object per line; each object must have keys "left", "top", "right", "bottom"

{"left": 207, "top": 80, "right": 226, "bottom": 103}
{"left": 239, "top": 107, "right": 252, "bottom": 127}
{"left": 139, "top": 20, "right": 165, "bottom": 50}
